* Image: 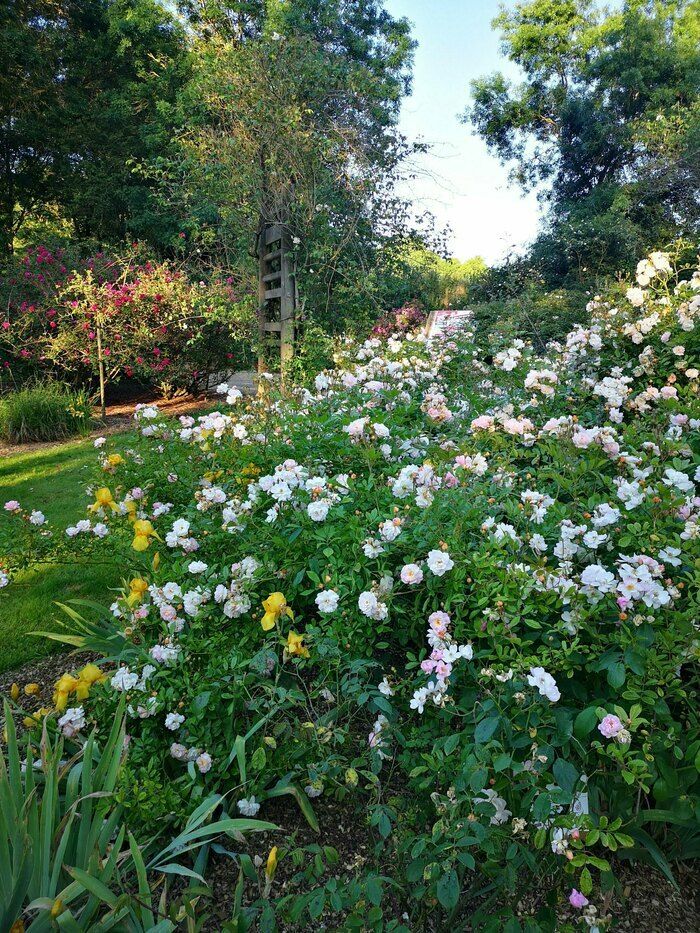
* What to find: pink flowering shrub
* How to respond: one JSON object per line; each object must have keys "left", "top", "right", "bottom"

{"left": 371, "top": 300, "right": 427, "bottom": 338}
{"left": 0, "top": 245, "right": 255, "bottom": 394}
{"left": 2, "top": 248, "right": 699, "bottom": 929}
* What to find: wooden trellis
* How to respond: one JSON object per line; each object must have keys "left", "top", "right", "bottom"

{"left": 258, "top": 223, "right": 296, "bottom": 377}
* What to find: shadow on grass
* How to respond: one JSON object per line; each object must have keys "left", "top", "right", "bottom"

{"left": 0, "top": 560, "right": 121, "bottom": 673}
{"left": 0, "top": 435, "right": 132, "bottom": 672}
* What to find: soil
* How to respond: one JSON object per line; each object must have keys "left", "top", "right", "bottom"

{"left": 1, "top": 650, "right": 698, "bottom": 931}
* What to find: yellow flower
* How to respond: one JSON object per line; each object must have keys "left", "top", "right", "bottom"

{"left": 260, "top": 592, "right": 293, "bottom": 631}
{"left": 132, "top": 519, "right": 157, "bottom": 551}
{"left": 75, "top": 663, "right": 106, "bottom": 700}
{"left": 89, "top": 486, "right": 118, "bottom": 513}
{"left": 24, "top": 683, "right": 40, "bottom": 696}
{"left": 126, "top": 577, "right": 149, "bottom": 606}
{"left": 285, "top": 631, "right": 310, "bottom": 658}
{"left": 23, "top": 707, "right": 50, "bottom": 728}
{"left": 265, "top": 846, "right": 278, "bottom": 880}
{"left": 124, "top": 499, "right": 138, "bottom": 522}
{"left": 79, "top": 664, "right": 104, "bottom": 686}
{"left": 50, "top": 899, "right": 64, "bottom": 918}
{"left": 106, "top": 454, "right": 123, "bottom": 468}
{"left": 53, "top": 673, "right": 78, "bottom": 711}
{"left": 10, "top": 683, "right": 20, "bottom": 700}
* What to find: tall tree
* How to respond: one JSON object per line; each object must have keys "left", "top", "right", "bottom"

{"left": 148, "top": 0, "right": 422, "bottom": 328}
{"left": 465, "top": 0, "right": 700, "bottom": 280}
{"left": 0, "top": 0, "right": 188, "bottom": 253}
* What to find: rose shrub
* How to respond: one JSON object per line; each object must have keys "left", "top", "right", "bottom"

{"left": 2, "top": 248, "right": 699, "bottom": 930}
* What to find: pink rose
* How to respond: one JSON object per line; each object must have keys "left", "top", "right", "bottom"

{"left": 598, "top": 714, "right": 623, "bottom": 739}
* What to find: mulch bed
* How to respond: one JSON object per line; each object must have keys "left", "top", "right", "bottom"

{"left": 0, "top": 649, "right": 99, "bottom": 724}
{"left": 1, "top": 650, "right": 697, "bottom": 931}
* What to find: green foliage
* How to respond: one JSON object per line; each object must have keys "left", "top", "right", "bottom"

{"left": 466, "top": 0, "right": 700, "bottom": 282}
{"left": 287, "top": 323, "right": 337, "bottom": 387}
{"left": 373, "top": 240, "right": 486, "bottom": 312}
{"left": 471, "top": 283, "right": 589, "bottom": 349}
{"left": 0, "top": 0, "right": 189, "bottom": 252}
{"left": 0, "top": 699, "right": 127, "bottom": 929}
{"left": 0, "top": 384, "right": 91, "bottom": 444}
{"left": 0, "top": 696, "right": 277, "bottom": 930}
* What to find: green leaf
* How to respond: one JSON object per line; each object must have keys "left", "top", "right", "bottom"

{"left": 436, "top": 869, "right": 460, "bottom": 910}
{"left": 469, "top": 768, "right": 488, "bottom": 792}
{"left": 266, "top": 783, "right": 319, "bottom": 832}
{"left": 532, "top": 794, "right": 552, "bottom": 823}
{"left": 580, "top": 867, "right": 592, "bottom": 896}
{"left": 553, "top": 758, "right": 578, "bottom": 796}
{"left": 574, "top": 707, "right": 598, "bottom": 740}
{"left": 474, "top": 716, "right": 499, "bottom": 744}
{"left": 493, "top": 753, "right": 511, "bottom": 772}
{"left": 607, "top": 662, "right": 626, "bottom": 689}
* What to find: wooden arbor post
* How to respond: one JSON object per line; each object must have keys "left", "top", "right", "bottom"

{"left": 258, "top": 223, "right": 296, "bottom": 382}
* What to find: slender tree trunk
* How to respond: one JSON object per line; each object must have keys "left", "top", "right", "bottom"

{"left": 96, "top": 322, "right": 106, "bottom": 421}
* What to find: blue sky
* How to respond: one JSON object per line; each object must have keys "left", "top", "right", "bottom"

{"left": 386, "top": 0, "right": 543, "bottom": 263}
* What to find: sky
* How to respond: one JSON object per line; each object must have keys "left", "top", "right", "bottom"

{"left": 386, "top": 0, "right": 543, "bottom": 264}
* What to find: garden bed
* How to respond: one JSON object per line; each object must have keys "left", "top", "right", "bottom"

{"left": 1, "top": 249, "right": 698, "bottom": 930}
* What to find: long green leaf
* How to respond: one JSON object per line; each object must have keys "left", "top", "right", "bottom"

{"left": 266, "top": 783, "right": 319, "bottom": 832}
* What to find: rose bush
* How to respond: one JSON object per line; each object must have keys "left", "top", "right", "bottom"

{"left": 2, "top": 248, "right": 699, "bottom": 930}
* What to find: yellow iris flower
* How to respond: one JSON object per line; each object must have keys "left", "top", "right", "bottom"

{"left": 132, "top": 519, "right": 157, "bottom": 551}
{"left": 260, "top": 592, "right": 293, "bottom": 631}
{"left": 89, "top": 487, "right": 118, "bottom": 513}
{"left": 127, "top": 577, "right": 149, "bottom": 606}
{"left": 23, "top": 708, "right": 50, "bottom": 729}
{"left": 53, "top": 673, "right": 79, "bottom": 711}
{"left": 74, "top": 663, "right": 106, "bottom": 700}
{"left": 265, "top": 846, "right": 278, "bottom": 879}
{"left": 285, "top": 631, "right": 310, "bottom": 658}
{"left": 53, "top": 664, "right": 105, "bottom": 709}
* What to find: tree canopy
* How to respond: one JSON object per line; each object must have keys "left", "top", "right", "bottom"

{"left": 466, "top": 0, "right": 700, "bottom": 281}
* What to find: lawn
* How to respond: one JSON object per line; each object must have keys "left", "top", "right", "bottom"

{"left": 0, "top": 436, "right": 126, "bottom": 673}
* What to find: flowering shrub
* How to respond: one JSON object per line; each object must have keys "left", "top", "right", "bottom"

{"left": 0, "top": 245, "right": 255, "bottom": 394}
{"left": 2, "top": 249, "right": 699, "bottom": 929}
{"left": 371, "top": 300, "right": 427, "bottom": 338}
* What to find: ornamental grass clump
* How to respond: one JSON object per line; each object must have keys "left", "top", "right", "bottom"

{"left": 2, "top": 247, "right": 699, "bottom": 929}
{"left": 0, "top": 383, "right": 91, "bottom": 444}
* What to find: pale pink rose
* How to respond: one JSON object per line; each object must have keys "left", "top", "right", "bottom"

{"left": 471, "top": 415, "right": 494, "bottom": 432}
{"left": 598, "top": 714, "right": 623, "bottom": 738}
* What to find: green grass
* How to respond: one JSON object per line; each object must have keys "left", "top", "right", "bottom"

{"left": 0, "top": 436, "right": 126, "bottom": 673}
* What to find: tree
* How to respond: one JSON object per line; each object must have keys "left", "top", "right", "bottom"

{"left": 146, "top": 0, "right": 425, "bottom": 333}
{"left": 465, "top": 0, "right": 700, "bottom": 282}
{"left": 0, "top": 0, "right": 188, "bottom": 253}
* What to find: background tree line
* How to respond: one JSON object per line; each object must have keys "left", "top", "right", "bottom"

{"left": 1, "top": 0, "right": 698, "bottom": 374}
